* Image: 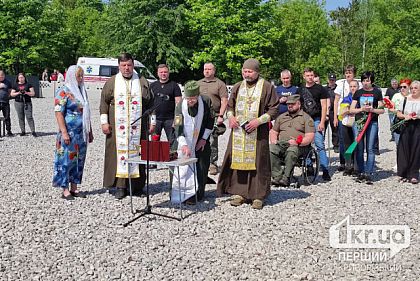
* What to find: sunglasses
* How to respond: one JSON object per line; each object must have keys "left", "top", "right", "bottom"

{"left": 401, "top": 86, "right": 408, "bottom": 88}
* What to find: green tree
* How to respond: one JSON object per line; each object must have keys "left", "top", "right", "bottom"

{"left": 186, "top": 0, "right": 277, "bottom": 83}
{"left": 100, "top": 0, "right": 190, "bottom": 73}
{"left": 0, "top": 0, "right": 48, "bottom": 74}
{"left": 365, "top": 0, "right": 420, "bottom": 84}
{"left": 272, "top": 0, "right": 341, "bottom": 83}
{"left": 330, "top": 0, "right": 420, "bottom": 84}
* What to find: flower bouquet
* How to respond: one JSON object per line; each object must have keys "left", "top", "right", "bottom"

{"left": 345, "top": 112, "right": 372, "bottom": 160}
{"left": 391, "top": 112, "right": 417, "bottom": 134}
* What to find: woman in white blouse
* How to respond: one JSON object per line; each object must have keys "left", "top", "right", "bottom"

{"left": 396, "top": 80, "right": 420, "bottom": 184}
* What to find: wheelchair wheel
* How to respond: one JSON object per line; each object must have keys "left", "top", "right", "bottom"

{"left": 302, "top": 147, "right": 319, "bottom": 185}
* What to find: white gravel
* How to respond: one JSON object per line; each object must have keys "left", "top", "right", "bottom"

{"left": 0, "top": 86, "right": 418, "bottom": 280}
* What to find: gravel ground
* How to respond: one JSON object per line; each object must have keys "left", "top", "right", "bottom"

{"left": 0, "top": 87, "right": 418, "bottom": 280}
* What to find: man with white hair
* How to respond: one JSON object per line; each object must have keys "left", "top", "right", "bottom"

{"left": 276, "top": 69, "right": 298, "bottom": 115}
{"left": 217, "top": 58, "right": 279, "bottom": 210}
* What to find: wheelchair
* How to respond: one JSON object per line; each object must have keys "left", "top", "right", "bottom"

{"left": 281, "top": 145, "right": 319, "bottom": 188}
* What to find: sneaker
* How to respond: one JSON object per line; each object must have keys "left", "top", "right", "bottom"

{"left": 356, "top": 174, "right": 365, "bottom": 183}
{"left": 209, "top": 164, "right": 218, "bottom": 175}
{"left": 365, "top": 174, "right": 373, "bottom": 185}
{"left": 322, "top": 170, "right": 331, "bottom": 181}
{"left": 251, "top": 199, "right": 263, "bottom": 210}
{"left": 114, "top": 188, "right": 127, "bottom": 200}
{"left": 32, "top": 132, "right": 38, "bottom": 137}
{"left": 337, "top": 164, "right": 345, "bottom": 172}
{"left": 278, "top": 176, "right": 290, "bottom": 187}
{"left": 343, "top": 168, "right": 353, "bottom": 176}
{"left": 6, "top": 131, "right": 13, "bottom": 137}
{"left": 271, "top": 177, "right": 282, "bottom": 187}
{"left": 230, "top": 195, "right": 245, "bottom": 206}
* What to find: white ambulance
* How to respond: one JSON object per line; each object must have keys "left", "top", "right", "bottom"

{"left": 77, "top": 57, "right": 156, "bottom": 90}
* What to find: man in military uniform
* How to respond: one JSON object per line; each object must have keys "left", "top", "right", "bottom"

{"left": 172, "top": 81, "right": 214, "bottom": 204}
{"left": 269, "top": 95, "right": 315, "bottom": 186}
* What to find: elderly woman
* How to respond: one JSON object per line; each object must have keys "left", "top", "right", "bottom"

{"left": 390, "top": 78, "right": 411, "bottom": 145}
{"left": 52, "top": 65, "right": 93, "bottom": 200}
{"left": 10, "top": 73, "right": 37, "bottom": 136}
{"left": 396, "top": 80, "right": 420, "bottom": 184}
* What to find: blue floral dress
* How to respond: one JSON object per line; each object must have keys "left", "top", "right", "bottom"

{"left": 52, "top": 86, "right": 87, "bottom": 188}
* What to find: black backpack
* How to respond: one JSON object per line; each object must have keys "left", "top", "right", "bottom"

{"left": 299, "top": 86, "right": 321, "bottom": 116}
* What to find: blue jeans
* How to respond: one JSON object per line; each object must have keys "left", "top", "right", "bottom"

{"left": 314, "top": 118, "right": 329, "bottom": 171}
{"left": 390, "top": 115, "right": 400, "bottom": 145}
{"left": 393, "top": 132, "right": 400, "bottom": 146}
{"left": 352, "top": 121, "right": 378, "bottom": 174}
{"left": 388, "top": 112, "right": 394, "bottom": 138}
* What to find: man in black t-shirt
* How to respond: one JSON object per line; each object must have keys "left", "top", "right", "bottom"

{"left": 0, "top": 70, "right": 13, "bottom": 136}
{"left": 150, "top": 64, "right": 182, "bottom": 146}
{"left": 325, "top": 73, "right": 339, "bottom": 153}
{"left": 297, "top": 67, "right": 331, "bottom": 181}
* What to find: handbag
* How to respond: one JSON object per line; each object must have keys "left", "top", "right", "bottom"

{"left": 392, "top": 97, "right": 407, "bottom": 134}
{"left": 342, "top": 114, "right": 355, "bottom": 127}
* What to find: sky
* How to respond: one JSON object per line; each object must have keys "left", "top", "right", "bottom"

{"left": 325, "top": 0, "right": 351, "bottom": 11}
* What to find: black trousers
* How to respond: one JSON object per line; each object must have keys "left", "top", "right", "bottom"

{"left": 155, "top": 118, "right": 175, "bottom": 147}
{"left": 325, "top": 111, "right": 339, "bottom": 147}
{"left": 0, "top": 102, "right": 11, "bottom": 132}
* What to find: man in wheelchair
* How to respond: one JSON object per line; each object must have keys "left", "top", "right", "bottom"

{"left": 270, "top": 95, "right": 315, "bottom": 186}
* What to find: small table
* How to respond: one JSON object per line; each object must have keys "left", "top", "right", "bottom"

{"left": 124, "top": 156, "right": 198, "bottom": 221}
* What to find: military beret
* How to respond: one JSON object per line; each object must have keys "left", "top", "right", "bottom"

{"left": 286, "top": 94, "right": 301, "bottom": 104}
{"left": 184, "top": 80, "right": 200, "bottom": 97}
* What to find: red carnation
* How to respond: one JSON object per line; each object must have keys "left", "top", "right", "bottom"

{"left": 132, "top": 101, "right": 138, "bottom": 105}
{"left": 410, "top": 112, "right": 417, "bottom": 118}
{"left": 121, "top": 156, "right": 125, "bottom": 160}
{"left": 152, "top": 134, "right": 160, "bottom": 141}
{"left": 119, "top": 101, "right": 124, "bottom": 105}
{"left": 120, "top": 125, "right": 125, "bottom": 130}
{"left": 69, "top": 152, "right": 77, "bottom": 160}
{"left": 383, "top": 97, "right": 394, "bottom": 109}
{"left": 296, "top": 135, "right": 303, "bottom": 145}
{"left": 132, "top": 125, "right": 137, "bottom": 130}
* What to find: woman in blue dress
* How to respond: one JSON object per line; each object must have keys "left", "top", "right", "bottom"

{"left": 53, "top": 65, "right": 93, "bottom": 200}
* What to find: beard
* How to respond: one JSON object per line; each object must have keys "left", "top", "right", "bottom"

{"left": 244, "top": 76, "right": 258, "bottom": 84}
{"left": 288, "top": 107, "right": 299, "bottom": 114}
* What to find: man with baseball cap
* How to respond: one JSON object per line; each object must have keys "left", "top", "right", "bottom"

{"left": 270, "top": 95, "right": 315, "bottom": 186}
